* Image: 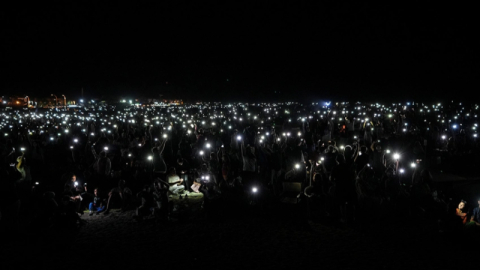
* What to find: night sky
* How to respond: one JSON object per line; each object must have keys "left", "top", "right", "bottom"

{"left": 2, "top": 2, "right": 478, "bottom": 102}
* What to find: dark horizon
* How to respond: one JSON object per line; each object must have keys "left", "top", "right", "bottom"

{"left": 2, "top": 2, "right": 479, "bottom": 102}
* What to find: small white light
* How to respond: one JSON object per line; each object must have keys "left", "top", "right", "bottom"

{"left": 148, "top": 156, "right": 152, "bottom": 160}
{"left": 411, "top": 162, "right": 416, "bottom": 168}
{"left": 295, "top": 164, "right": 300, "bottom": 169}
{"left": 237, "top": 136, "right": 241, "bottom": 141}
{"left": 252, "top": 187, "right": 258, "bottom": 193}
{"left": 393, "top": 153, "right": 400, "bottom": 160}
{"left": 199, "top": 150, "right": 204, "bottom": 155}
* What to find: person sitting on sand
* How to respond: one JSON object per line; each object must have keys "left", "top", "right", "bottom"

{"left": 455, "top": 200, "right": 468, "bottom": 225}
{"left": 470, "top": 198, "right": 480, "bottom": 226}
{"left": 176, "top": 158, "right": 191, "bottom": 189}
{"left": 63, "top": 178, "right": 84, "bottom": 215}
{"left": 65, "top": 174, "right": 79, "bottom": 193}
{"left": 134, "top": 185, "right": 155, "bottom": 220}
{"left": 88, "top": 188, "right": 105, "bottom": 216}
{"left": 167, "top": 167, "right": 185, "bottom": 195}
{"left": 61, "top": 195, "right": 85, "bottom": 227}
{"left": 102, "top": 179, "right": 132, "bottom": 215}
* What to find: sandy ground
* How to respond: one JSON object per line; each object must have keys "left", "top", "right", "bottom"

{"left": 2, "top": 178, "right": 480, "bottom": 270}
{"left": 2, "top": 195, "right": 480, "bottom": 270}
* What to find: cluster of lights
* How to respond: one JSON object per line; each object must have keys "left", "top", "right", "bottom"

{"left": 2, "top": 100, "right": 479, "bottom": 166}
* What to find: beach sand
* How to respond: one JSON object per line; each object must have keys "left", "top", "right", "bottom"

{"left": 2, "top": 193, "right": 480, "bottom": 270}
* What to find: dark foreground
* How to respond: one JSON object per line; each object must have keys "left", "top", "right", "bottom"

{"left": 2, "top": 191, "right": 480, "bottom": 270}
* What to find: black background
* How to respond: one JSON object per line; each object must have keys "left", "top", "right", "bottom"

{"left": 2, "top": 2, "right": 478, "bottom": 102}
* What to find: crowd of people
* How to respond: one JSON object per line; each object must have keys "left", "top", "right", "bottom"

{"left": 1, "top": 99, "right": 480, "bottom": 234}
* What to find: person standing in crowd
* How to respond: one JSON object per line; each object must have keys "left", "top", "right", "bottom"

{"left": 91, "top": 145, "right": 111, "bottom": 189}
{"left": 240, "top": 136, "right": 257, "bottom": 190}
{"left": 152, "top": 138, "right": 168, "bottom": 177}
{"left": 0, "top": 167, "right": 21, "bottom": 231}
{"left": 330, "top": 154, "right": 356, "bottom": 223}
{"left": 369, "top": 141, "right": 386, "bottom": 178}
